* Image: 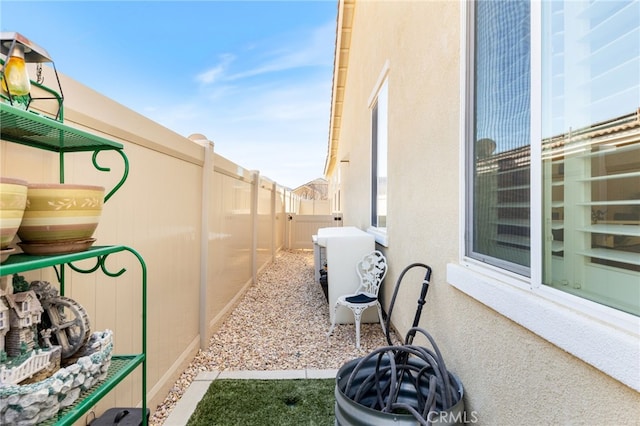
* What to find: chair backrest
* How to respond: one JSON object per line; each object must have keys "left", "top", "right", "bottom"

{"left": 355, "top": 250, "right": 388, "bottom": 296}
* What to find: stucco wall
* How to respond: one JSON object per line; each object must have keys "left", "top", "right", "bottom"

{"left": 330, "top": 1, "right": 639, "bottom": 423}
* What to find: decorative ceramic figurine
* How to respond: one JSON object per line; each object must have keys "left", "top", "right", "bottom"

{"left": 0, "top": 278, "right": 113, "bottom": 425}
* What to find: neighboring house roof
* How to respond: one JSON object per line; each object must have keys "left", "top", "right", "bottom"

{"left": 325, "top": 0, "right": 355, "bottom": 177}
{"left": 543, "top": 108, "right": 640, "bottom": 154}
{"left": 293, "top": 178, "right": 329, "bottom": 200}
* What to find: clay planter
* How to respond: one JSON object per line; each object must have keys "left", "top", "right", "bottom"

{"left": 17, "top": 184, "right": 104, "bottom": 254}
{"left": 0, "top": 177, "right": 28, "bottom": 250}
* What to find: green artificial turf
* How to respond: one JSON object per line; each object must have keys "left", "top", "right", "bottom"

{"left": 187, "top": 379, "right": 336, "bottom": 426}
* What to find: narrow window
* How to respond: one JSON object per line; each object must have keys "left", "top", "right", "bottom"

{"left": 372, "top": 80, "right": 388, "bottom": 229}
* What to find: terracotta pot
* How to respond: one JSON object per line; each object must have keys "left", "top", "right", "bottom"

{"left": 0, "top": 177, "right": 28, "bottom": 249}
{"left": 17, "top": 183, "right": 105, "bottom": 244}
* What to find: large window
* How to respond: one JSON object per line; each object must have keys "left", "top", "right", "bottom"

{"left": 371, "top": 79, "right": 388, "bottom": 230}
{"left": 467, "top": 0, "right": 639, "bottom": 315}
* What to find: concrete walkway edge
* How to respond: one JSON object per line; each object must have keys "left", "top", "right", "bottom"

{"left": 163, "top": 369, "right": 339, "bottom": 425}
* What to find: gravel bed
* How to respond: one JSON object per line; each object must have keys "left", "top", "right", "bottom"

{"left": 150, "top": 249, "right": 398, "bottom": 425}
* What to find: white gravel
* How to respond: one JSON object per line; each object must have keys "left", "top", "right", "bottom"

{"left": 150, "top": 249, "right": 398, "bottom": 425}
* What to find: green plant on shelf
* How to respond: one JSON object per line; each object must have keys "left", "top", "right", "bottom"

{"left": 12, "top": 273, "right": 29, "bottom": 293}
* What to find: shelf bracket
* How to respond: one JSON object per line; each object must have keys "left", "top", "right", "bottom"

{"left": 92, "top": 148, "right": 130, "bottom": 203}
{"left": 67, "top": 253, "right": 127, "bottom": 278}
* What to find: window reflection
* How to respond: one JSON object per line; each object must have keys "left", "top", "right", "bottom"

{"left": 542, "top": 0, "right": 640, "bottom": 315}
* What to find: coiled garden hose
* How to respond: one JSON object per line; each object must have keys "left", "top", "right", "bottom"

{"left": 341, "top": 327, "right": 462, "bottom": 426}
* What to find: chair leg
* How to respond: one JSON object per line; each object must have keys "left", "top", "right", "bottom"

{"left": 327, "top": 303, "right": 339, "bottom": 337}
{"left": 353, "top": 307, "right": 364, "bottom": 349}
{"left": 327, "top": 320, "right": 336, "bottom": 337}
{"left": 376, "top": 303, "right": 386, "bottom": 335}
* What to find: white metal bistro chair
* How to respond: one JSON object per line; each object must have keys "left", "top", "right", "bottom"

{"left": 327, "top": 250, "right": 388, "bottom": 349}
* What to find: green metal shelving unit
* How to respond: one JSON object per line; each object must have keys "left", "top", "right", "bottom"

{"left": 0, "top": 103, "right": 147, "bottom": 426}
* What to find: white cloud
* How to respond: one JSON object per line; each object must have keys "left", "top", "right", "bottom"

{"left": 204, "top": 20, "right": 335, "bottom": 83}
{"left": 196, "top": 53, "right": 235, "bottom": 84}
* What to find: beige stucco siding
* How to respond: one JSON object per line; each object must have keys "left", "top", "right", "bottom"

{"left": 337, "top": 1, "right": 462, "bottom": 319}
{"left": 329, "top": 0, "right": 639, "bottom": 423}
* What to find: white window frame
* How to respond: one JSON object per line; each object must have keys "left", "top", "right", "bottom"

{"left": 448, "top": 0, "right": 640, "bottom": 391}
{"left": 367, "top": 61, "right": 390, "bottom": 247}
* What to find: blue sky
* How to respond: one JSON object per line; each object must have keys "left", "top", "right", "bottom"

{"left": 1, "top": 1, "right": 337, "bottom": 189}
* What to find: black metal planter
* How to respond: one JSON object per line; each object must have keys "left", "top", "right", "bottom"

{"left": 335, "top": 334, "right": 464, "bottom": 426}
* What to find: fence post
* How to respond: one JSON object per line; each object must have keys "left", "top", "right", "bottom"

{"left": 190, "top": 134, "right": 214, "bottom": 350}
{"left": 271, "top": 182, "right": 276, "bottom": 261}
{"left": 284, "top": 189, "right": 291, "bottom": 250}
{"left": 251, "top": 170, "right": 260, "bottom": 285}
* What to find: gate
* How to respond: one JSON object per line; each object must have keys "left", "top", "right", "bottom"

{"left": 286, "top": 213, "right": 341, "bottom": 249}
